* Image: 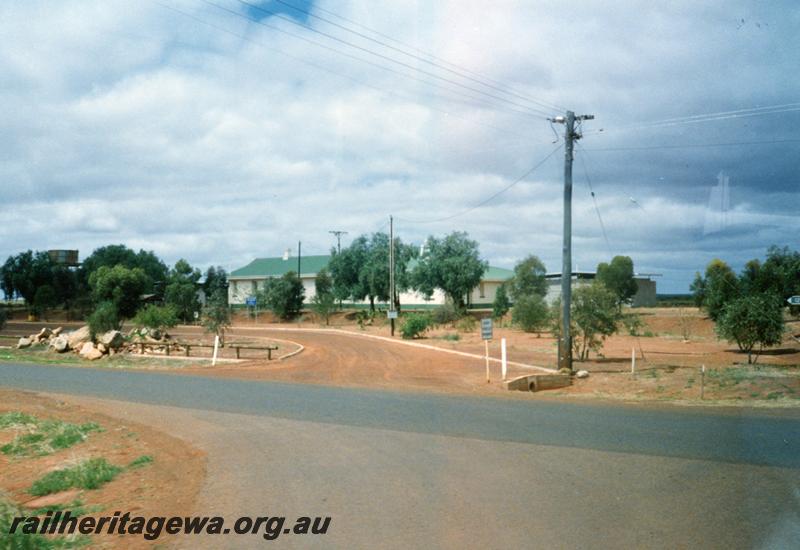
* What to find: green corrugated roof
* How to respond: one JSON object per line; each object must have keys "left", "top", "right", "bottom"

{"left": 231, "top": 254, "right": 513, "bottom": 281}
{"left": 230, "top": 255, "right": 332, "bottom": 278}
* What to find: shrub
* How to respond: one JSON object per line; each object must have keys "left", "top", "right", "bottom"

{"left": 455, "top": 315, "right": 477, "bottom": 332}
{"left": 431, "top": 303, "right": 460, "bottom": 325}
{"left": 129, "top": 455, "right": 154, "bottom": 468}
{"left": 621, "top": 313, "right": 645, "bottom": 336}
{"left": 492, "top": 283, "right": 511, "bottom": 320}
{"left": 30, "top": 458, "right": 122, "bottom": 496}
{"left": 401, "top": 313, "right": 430, "bottom": 339}
{"left": 715, "top": 292, "right": 784, "bottom": 364}
{"left": 132, "top": 304, "right": 178, "bottom": 331}
{"left": 88, "top": 301, "right": 120, "bottom": 338}
{"left": 440, "top": 333, "right": 460, "bottom": 341}
{"left": 512, "top": 294, "right": 550, "bottom": 333}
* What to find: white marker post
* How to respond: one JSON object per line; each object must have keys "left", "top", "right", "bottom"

{"left": 212, "top": 334, "right": 220, "bottom": 366}
{"left": 501, "top": 338, "right": 508, "bottom": 381}
{"left": 631, "top": 346, "right": 636, "bottom": 379}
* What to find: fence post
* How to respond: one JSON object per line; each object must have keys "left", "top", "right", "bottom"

{"left": 631, "top": 347, "right": 636, "bottom": 379}
{"left": 700, "top": 364, "right": 705, "bottom": 400}
{"left": 501, "top": 338, "right": 507, "bottom": 381}
{"left": 268, "top": 348, "right": 272, "bottom": 360}
{"left": 212, "top": 335, "right": 220, "bottom": 366}
{"left": 235, "top": 347, "right": 240, "bottom": 359}
{"left": 185, "top": 345, "right": 190, "bottom": 357}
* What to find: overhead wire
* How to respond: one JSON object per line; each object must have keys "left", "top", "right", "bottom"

{"left": 152, "top": 0, "right": 532, "bottom": 138}
{"left": 215, "top": 0, "right": 553, "bottom": 118}
{"left": 396, "top": 143, "right": 563, "bottom": 224}
{"left": 257, "top": 0, "right": 565, "bottom": 113}
{"left": 582, "top": 137, "right": 800, "bottom": 152}
{"left": 575, "top": 142, "right": 612, "bottom": 256}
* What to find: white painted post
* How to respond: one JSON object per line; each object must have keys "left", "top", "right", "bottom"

{"left": 701, "top": 364, "right": 705, "bottom": 400}
{"left": 631, "top": 346, "right": 636, "bottom": 378}
{"left": 212, "top": 334, "right": 220, "bottom": 366}
{"left": 501, "top": 338, "right": 508, "bottom": 381}
{"left": 485, "top": 340, "right": 490, "bottom": 384}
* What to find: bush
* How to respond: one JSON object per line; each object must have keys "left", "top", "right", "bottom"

{"left": 715, "top": 292, "right": 784, "bottom": 364}
{"left": 132, "top": 304, "right": 178, "bottom": 331}
{"left": 431, "top": 303, "right": 461, "bottom": 325}
{"left": 260, "top": 272, "right": 305, "bottom": 320}
{"left": 492, "top": 283, "right": 511, "bottom": 320}
{"left": 455, "top": 315, "right": 477, "bottom": 332}
{"left": 512, "top": 294, "right": 550, "bottom": 333}
{"left": 440, "top": 333, "right": 460, "bottom": 341}
{"left": 87, "top": 301, "right": 120, "bottom": 338}
{"left": 401, "top": 313, "right": 430, "bottom": 339}
{"left": 30, "top": 458, "right": 122, "bottom": 496}
{"left": 621, "top": 313, "right": 645, "bottom": 336}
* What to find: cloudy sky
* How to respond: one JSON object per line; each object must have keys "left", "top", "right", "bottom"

{"left": 1, "top": 1, "right": 798, "bottom": 293}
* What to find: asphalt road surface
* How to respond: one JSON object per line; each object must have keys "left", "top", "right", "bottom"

{"left": 2, "top": 362, "right": 800, "bottom": 549}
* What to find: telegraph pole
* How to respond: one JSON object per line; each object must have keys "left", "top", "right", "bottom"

{"left": 389, "top": 215, "right": 395, "bottom": 336}
{"left": 329, "top": 230, "right": 348, "bottom": 253}
{"left": 550, "top": 111, "right": 593, "bottom": 373}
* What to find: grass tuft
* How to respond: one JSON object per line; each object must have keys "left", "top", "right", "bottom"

{"left": 128, "top": 455, "right": 154, "bottom": 469}
{"left": 30, "top": 458, "right": 122, "bottom": 496}
{"left": 1, "top": 416, "right": 101, "bottom": 457}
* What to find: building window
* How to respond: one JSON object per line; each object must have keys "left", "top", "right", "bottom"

{"left": 479, "top": 282, "right": 485, "bottom": 299}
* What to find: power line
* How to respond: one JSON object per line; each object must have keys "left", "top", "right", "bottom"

{"left": 260, "top": 0, "right": 565, "bottom": 113}
{"left": 153, "top": 1, "right": 532, "bottom": 138}
{"left": 575, "top": 142, "right": 611, "bottom": 256}
{"left": 396, "top": 143, "right": 563, "bottom": 224}
{"left": 582, "top": 137, "right": 800, "bottom": 152}
{"left": 213, "top": 0, "right": 553, "bottom": 118}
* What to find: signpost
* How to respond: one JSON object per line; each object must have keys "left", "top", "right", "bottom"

{"left": 387, "top": 310, "right": 398, "bottom": 320}
{"left": 481, "top": 318, "right": 493, "bottom": 383}
{"left": 788, "top": 296, "right": 800, "bottom": 306}
{"left": 245, "top": 296, "right": 257, "bottom": 323}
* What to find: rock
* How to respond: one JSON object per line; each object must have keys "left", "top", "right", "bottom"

{"left": 99, "top": 330, "right": 124, "bottom": 350}
{"left": 17, "top": 337, "right": 32, "bottom": 349}
{"left": 36, "top": 327, "right": 53, "bottom": 341}
{"left": 79, "top": 342, "right": 103, "bottom": 361}
{"left": 97, "top": 343, "right": 107, "bottom": 353}
{"left": 576, "top": 370, "right": 590, "bottom": 379}
{"left": 150, "top": 329, "right": 162, "bottom": 341}
{"left": 52, "top": 326, "right": 63, "bottom": 337}
{"left": 67, "top": 326, "right": 92, "bottom": 349}
{"left": 50, "top": 336, "right": 69, "bottom": 353}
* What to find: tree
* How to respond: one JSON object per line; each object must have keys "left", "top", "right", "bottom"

{"left": 511, "top": 293, "right": 549, "bottom": 334}
{"left": 262, "top": 271, "right": 305, "bottom": 320}
{"left": 552, "top": 283, "right": 622, "bottom": 361}
{"left": 328, "top": 236, "right": 369, "bottom": 305}
{"left": 689, "top": 271, "right": 706, "bottom": 307}
{"left": 702, "top": 259, "right": 739, "bottom": 321}
{"left": 164, "top": 259, "right": 201, "bottom": 323}
{"left": 596, "top": 256, "right": 637, "bottom": 305}
{"left": 132, "top": 304, "right": 179, "bottom": 331}
{"left": 88, "top": 265, "right": 148, "bottom": 320}
{"left": 80, "top": 245, "right": 167, "bottom": 295}
{"left": 311, "top": 269, "right": 336, "bottom": 325}
{"left": 32, "top": 285, "right": 58, "bottom": 320}
{"left": 203, "top": 289, "right": 231, "bottom": 345}
{"left": 412, "top": 232, "right": 487, "bottom": 311}
{"left": 203, "top": 266, "right": 229, "bottom": 304}
{"left": 492, "top": 283, "right": 511, "bottom": 320}
{"left": 716, "top": 293, "right": 784, "bottom": 364}
{"left": 1, "top": 251, "right": 55, "bottom": 312}
{"left": 509, "top": 255, "right": 547, "bottom": 299}
{"left": 88, "top": 301, "right": 121, "bottom": 338}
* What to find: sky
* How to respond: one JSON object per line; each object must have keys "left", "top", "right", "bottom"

{"left": 1, "top": 0, "right": 798, "bottom": 293}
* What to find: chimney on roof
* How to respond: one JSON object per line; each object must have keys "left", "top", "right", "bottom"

{"left": 282, "top": 248, "right": 291, "bottom": 261}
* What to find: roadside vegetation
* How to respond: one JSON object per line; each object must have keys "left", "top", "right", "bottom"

{"left": 0, "top": 412, "right": 101, "bottom": 458}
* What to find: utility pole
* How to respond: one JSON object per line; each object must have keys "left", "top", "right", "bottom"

{"left": 389, "top": 215, "right": 395, "bottom": 336}
{"left": 550, "top": 111, "right": 594, "bottom": 373}
{"left": 329, "top": 230, "right": 348, "bottom": 253}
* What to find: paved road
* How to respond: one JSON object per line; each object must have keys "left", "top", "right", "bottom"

{"left": 2, "top": 363, "right": 800, "bottom": 548}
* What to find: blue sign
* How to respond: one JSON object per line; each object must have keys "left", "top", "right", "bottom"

{"left": 245, "top": 296, "right": 257, "bottom": 307}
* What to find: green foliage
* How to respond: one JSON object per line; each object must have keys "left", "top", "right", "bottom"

{"left": 132, "top": 304, "right": 179, "bottom": 331}
{"left": 87, "top": 301, "right": 120, "bottom": 338}
{"left": 492, "top": 283, "right": 511, "bottom": 320}
{"left": 621, "top": 313, "right": 645, "bottom": 336}
{"left": 0, "top": 411, "right": 38, "bottom": 429}
{"left": 431, "top": 303, "right": 461, "bottom": 325}
{"left": 1, "top": 416, "right": 101, "bottom": 457}
{"left": 80, "top": 244, "right": 167, "bottom": 295}
{"left": 311, "top": 269, "right": 336, "bottom": 325}
{"left": 440, "top": 333, "right": 460, "bottom": 341}
{"left": 596, "top": 256, "right": 637, "bottom": 305}
{"left": 455, "top": 315, "right": 477, "bottom": 332}
{"left": 1, "top": 495, "right": 89, "bottom": 548}
{"left": 32, "top": 285, "right": 58, "bottom": 318}
{"left": 571, "top": 284, "right": 623, "bottom": 360}
{"left": 509, "top": 255, "right": 547, "bottom": 299}
{"left": 715, "top": 292, "right": 785, "bottom": 364}
{"left": 261, "top": 271, "right": 305, "bottom": 320}
{"left": 1, "top": 250, "right": 56, "bottom": 311}
{"left": 202, "top": 266, "right": 228, "bottom": 303}
{"left": 689, "top": 271, "right": 706, "bottom": 307}
{"left": 88, "top": 264, "right": 148, "bottom": 319}
{"left": 412, "top": 232, "right": 487, "bottom": 311}
{"left": 128, "top": 455, "right": 154, "bottom": 468}
{"left": 401, "top": 313, "right": 430, "bottom": 339}
{"left": 512, "top": 294, "right": 550, "bottom": 333}
{"left": 30, "top": 458, "right": 122, "bottom": 496}
{"left": 202, "top": 288, "right": 231, "bottom": 344}
{"left": 699, "top": 259, "right": 739, "bottom": 321}
{"left": 164, "top": 259, "right": 201, "bottom": 323}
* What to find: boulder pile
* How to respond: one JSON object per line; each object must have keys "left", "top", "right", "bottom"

{"left": 17, "top": 325, "right": 125, "bottom": 361}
